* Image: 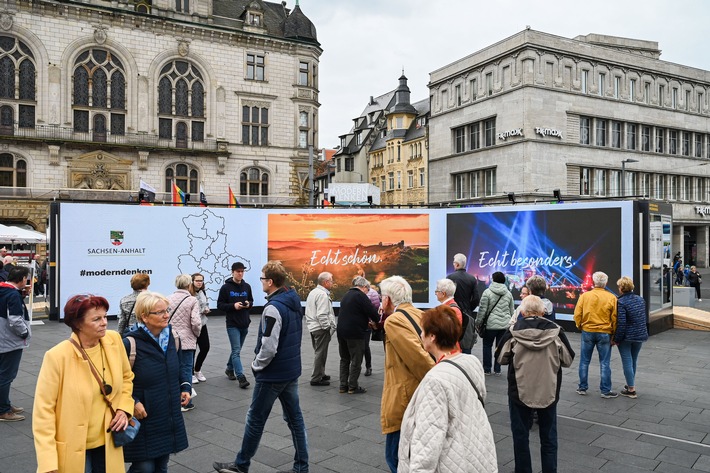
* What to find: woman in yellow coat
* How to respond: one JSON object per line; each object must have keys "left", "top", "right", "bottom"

{"left": 33, "top": 295, "right": 135, "bottom": 473}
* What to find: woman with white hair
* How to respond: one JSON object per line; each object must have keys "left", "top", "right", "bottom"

{"left": 168, "top": 274, "right": 202, "bottom": 411}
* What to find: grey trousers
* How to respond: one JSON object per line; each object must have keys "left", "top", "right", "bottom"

{"left": 338, "top": 337, "right": 364, "bottom": 389}
{"left": 310, "top": 328, "right": 331, "bottom": 382}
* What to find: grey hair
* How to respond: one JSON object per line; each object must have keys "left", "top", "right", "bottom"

{"left": 380, "top": 275, "right": 413, "bottom": 305}
{"left": 525, "top": 275, "right": 548, "bottom": 296}
{"left": 436, "top": 278, "right": 456, "bottom": 297}
{"left": 453, "top": 253, "right": 467, "bottom": 267}
{"left": 519, "top": 294, "right": 545, "bottom": 316}
{"left": 352, "top": 276, "right": 370, "bottom": 288}
{"left": 317, "top": 272, "right": 333, "bottom": 285}
{"left": 175, "top": 273, "right": 193, "bottom": 289}
{"left": 592, "top": 271, "right": 608, "bottom": 288}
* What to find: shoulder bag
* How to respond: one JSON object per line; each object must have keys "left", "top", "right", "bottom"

{"left": 69, "top": 338, "right": 140, "bottom": 447}
{"left": 398, "top": 309, "right": 436, "bottom": 362}
{"left": 476, "top": 294, "right": 502, "bottom": 338}
{"left": 440, "top": 359, "right": 484, "bottom": 407}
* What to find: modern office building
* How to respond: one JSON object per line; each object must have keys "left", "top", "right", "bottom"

{"left": 0, "top": 0, "right": 320, "bottom": 232}
{"left": 428, "top": 30, "right": 710, "bottom": 266}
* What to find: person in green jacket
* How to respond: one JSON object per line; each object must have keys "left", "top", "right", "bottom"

{"left": 476, "top": 271, "right": 514, "bottom": 375}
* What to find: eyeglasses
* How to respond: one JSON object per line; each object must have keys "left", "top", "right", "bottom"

{"left": 193, "top": 279, "right": 204, "bottom": 283}
{"left": 259, "top": 277, "right": 271, "bottom": 281}
{"left": 148, "top": 308, "right": 170, "bottom": 316}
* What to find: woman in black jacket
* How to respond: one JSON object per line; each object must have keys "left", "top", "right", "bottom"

{"left": 614, "top": 277, "right": 649, "bottom": 399}
{"left": 687, "top": 265, "right": 702, "bottom": 301}
{"left": 123, "top": 291, "right": 190, "bottom": 472}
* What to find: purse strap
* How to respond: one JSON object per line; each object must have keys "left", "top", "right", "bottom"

{"left": 440, "top": 359, "right": 485, "bottom": 408}
{"left": 167, "top": 296, "right": 190, "bottom": 324}
{"left": 398, "top": 309, "right": 436, "bottom": 362}
{"left": 68, "top": 338, "right": 117, "bottom": 417}
{"left": 479, "top": 294, "right": 503, "bottom": 329}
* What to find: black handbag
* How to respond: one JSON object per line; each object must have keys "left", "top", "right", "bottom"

{"left": 476, "top": 295, "right": 502, "bottom": 337}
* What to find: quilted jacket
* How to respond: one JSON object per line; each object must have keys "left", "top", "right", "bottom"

{"left": 167, "top": 290, "right": 202, "bottom": 350}
{"left": 398, "top": 354, "right": 498, "bottom": 473}
{"left": 614, "top": 292, "right": 649, "bottom": 343}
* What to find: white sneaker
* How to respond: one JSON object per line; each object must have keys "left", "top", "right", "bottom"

{"left": 192, "top": 375, "right": 199, "bottom": 384}
{"left": 195, "top": 371, "right": 207, "bottom": 382}
{"left": 699, "top": 299, "right": 702, "bottom": 301}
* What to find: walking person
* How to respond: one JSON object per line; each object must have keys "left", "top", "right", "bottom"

{"left": 304, "top": 272, "right": 336, "bottom": 386}
{"left": 476, "top": 271, "right": 514, "bottom": 376}
{"left": 496, "top": 295, "right": 575, "bottom": 473}
{"left": 574, "top": 271, "right": 618, "bottom": 398}
{"left": 687, "top": 265, "right": 702, "bottom": 301}
{"left": 614, "top": 277, "right": 649, "bottom": 399}
{"left": 217, "top": 262, "right": 253, "bottom": 388}
{"left": 192, "top": 272, "right": 211, "bottom": 383}
{"left": 168, "top": 274, "right": 201, "bottom": 411}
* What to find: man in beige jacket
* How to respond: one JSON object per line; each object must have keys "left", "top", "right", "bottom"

{"left": 379, "top": 276, "right": 435, "bottom": 473}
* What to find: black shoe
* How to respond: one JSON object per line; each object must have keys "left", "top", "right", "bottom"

{"left": 364, "top": 367, "right": 372, "bottom": 376}
{"left": 310, "top": 379, "right": 330, "bottom": 386}
{"left": 237, "top": 375, "right": 250, "bottom": 389}
{"left": 348, "top": 386, "right": 367, "bottom": 394}
{"left": 225, "top": 369, "right": 237, "bottom": 381}
{"left": 321, "top": 375, "right": 331, "bottom": 381}
{"left": 213, "top": 461, "right": 245, "bottom": 472}
{"left": 339, "top": 385, "right": 348, "bottom": 393}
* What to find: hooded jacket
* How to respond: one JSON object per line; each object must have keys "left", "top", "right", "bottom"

{"left": 496, "top": 316, "right": 575, "bottom": 408}
{"left": 0, "top": 283, "right": 30, "bottom": 353}
{"left": 477, "top": 282, "right": 515, "bottom": 331}
{"left": 217, "top": 277, "right": 254, "bottom": 328}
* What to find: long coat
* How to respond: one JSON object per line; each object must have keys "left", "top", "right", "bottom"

{"left": 33, "top": 331, "right": 135, "bottom": 473}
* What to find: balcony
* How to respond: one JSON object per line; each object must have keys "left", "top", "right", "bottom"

{"left": 0, "top": 124, "right": 222, "bottom": 153}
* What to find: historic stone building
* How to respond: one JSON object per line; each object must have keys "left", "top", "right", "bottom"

{"left": 428, "top": 30, "right": 710, "bottom": 266}
{"left": 333, "top": 74, "right": 429, "bottom": 206}
{"left": 0, "top": 0, "right": 320, "bottom": 232}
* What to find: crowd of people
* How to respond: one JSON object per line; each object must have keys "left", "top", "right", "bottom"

{"left": 0, "top": 250, "right": 656, "bottom": 473}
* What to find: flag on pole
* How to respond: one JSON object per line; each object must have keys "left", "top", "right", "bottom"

{"left": 172, "top": 183, "right": 186, "bottom": 206}
{"left": 199, "top": 184, "right": 208, "bottom": 207}
{"left": 228, "top": 186, "right": 240, "bottom": 208}
{"left": 139, "top": 179, "right": 156, "bottom": 203}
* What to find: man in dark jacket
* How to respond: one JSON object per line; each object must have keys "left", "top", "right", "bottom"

{"left": 447, "top": 253, "right": 480, "bottom": 353}
{"left": 0, "top": 266, "right": 30, "bottom": 421}
{"left": 337, "top": 276, "right": 380, "bottom": 394}
{"left": 214, "top": 261, "right": 308, "bottom": 473}
{"left": 217, "top": 262, "right": 254, "bottom": 388}
{"left": 496, "top": 295, "right": 575, "bottom": 473}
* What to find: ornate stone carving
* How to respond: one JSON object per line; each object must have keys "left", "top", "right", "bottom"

{"left": 0, "top": 12, "right": 14, "bottom": 31}
{"left": 138, "top": 151, "right": 149, "bottom": 170}
{"left": 69, "top": 151, "right": 132, "bottom": 190}
{"left": 48, "top": 145, "right": 60, "bottom": 166}
{"left": 177, "top": 38, "right": 191, "bottom": 57}
{"left": 94, "top": 25, "right": 108, "bottom": 44}
{"left": 217, "top": 155, "right": 226, "bottom": 174}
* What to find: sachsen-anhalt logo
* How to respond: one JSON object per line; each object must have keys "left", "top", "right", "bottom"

{"left": 110, "top": 230, "right": 124, "bottom": 246}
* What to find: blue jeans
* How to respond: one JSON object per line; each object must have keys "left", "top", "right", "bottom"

{"left": 509, "top": 399, "right": 558, "bottom": 473}
{"left": 385, "top": 430, "right": 400, "bottom": 473}
{"left": 578, "top": 331, "right": 612, "bottom": 393}
{"left": 128, "top": 454, "right": 169, "bottom": 473}
{"left": 0, "top": 348, "right": 23, "bottom": 414}
{"left": 236, "top": 379, "right": 308, "bottom": 473}
{"left": 482, "top": 328, "right": 506, "bottom": 373}
{"left": 178, "top": 349, "right": 194, "bottom": 392}
{"left": 617, "top": 341, "right": 643, "bottom": 388}
{"left": 84, "top": 446, "right": 106, "bottom": 473}
{"left": 226, "top": 326, "right": 249, "bottom": 377}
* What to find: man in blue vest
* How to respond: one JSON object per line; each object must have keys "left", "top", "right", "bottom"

{"left": 214, "top": 260, "right": 308, "bottom": 473}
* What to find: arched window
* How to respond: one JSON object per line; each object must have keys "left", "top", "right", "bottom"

{"left": 157, "top": 60, "right": 205, "bottom": 143}
{"left": 164, "top": 162, "right": 199, "bottom": 194}
{"left": 0, "top": 36, "right": 36, "bottom": 129}
{"left": 240, "top": 167, "right": 269, "bottom": 196}
{"left": 72, "top": 49, "right": 126, "bottom": 136}
{"left": 0, "top": 153, "right": 27, "bottom": 187}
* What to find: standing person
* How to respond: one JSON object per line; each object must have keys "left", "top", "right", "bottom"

{"left": 33, "top": 294, "right": 134, "bottom": 473}
{"left": 217, "top": 262, "right": 254, "bottom": 388}
{"left": 304, "top": 272, "right": 336, "bottom": 387}
{"left": 447, "top": 253, "right": 480, "bottom": 354}
{"left": 337, "top": 277, "right": 380, "bottom": 394}
{"left": 361, "top": 272, "right": 380, "bottom": 377}
{"left": 168, "top": 274, "right": 201, "bottom": 411}
{"left": 496, "top": 295, "right": 575, "bottom": 473}
{"left": 32, "top": 255, "right": 43, "bottom": 297}
{"left": 379, "top": 275, "right": 435, "bottom": 473}
{"left": 510, "top": 285, "right": 530, "bottom": 326}
{"left": 434, "top": 278, "right": 465, "bottom": 352}
{"left": 0, "top": 255, "right": 15, "bottom": 282}
{"left": 614, "top": 277, "right": 649, "bottom": 399}
{"left": 673, "top": 257, "right": 683, "bottom": 285}
{"left": 0, "top": 266, "right": 31, "bottom": 422}
{"left": 398, "top": 305, "right": 497, "bottom": 472}
{"left": 192, "top": 272, "right": 211, "bottom": 383}
{"left": 117, "top": 273, "right": 151, "bottom": 335}
{"left": 525, "top": 275, "right": 556, "bottom": 320}
{"left": 123, "top": 291, "right": 190, "bottom": 472}
{"left": 477, "top": 271, "right": 515, "bottom": 376}
{"left": 687, "top": 265, "right": 702, "bottom": 301}
{"left": 213, "top": 261, "right": 308, "bottom": 473}
{"left": 574, "top": 271, "right": 618, "bottom": 398}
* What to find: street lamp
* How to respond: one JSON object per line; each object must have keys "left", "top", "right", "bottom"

{"left": 621, "top": 158, "right": 639, "bottom": 197}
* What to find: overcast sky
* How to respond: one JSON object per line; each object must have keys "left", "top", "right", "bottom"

{"left": 297, "top": 0, "right": 710, "bottom": 150}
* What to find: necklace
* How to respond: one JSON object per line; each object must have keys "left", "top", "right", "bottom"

{"left": 84, "top": 341, "right": 113, "bottom": 395}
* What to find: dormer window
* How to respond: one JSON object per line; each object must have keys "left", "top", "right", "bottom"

{"left": 247, "top": 12, "right": 262, "bottom": 26}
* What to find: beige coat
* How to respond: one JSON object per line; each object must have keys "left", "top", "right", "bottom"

{"left": 33, "top": 330, "right": 134, "bottom": 473}
{"left": 381, "top": 303, "right": 435, "bottom": 434}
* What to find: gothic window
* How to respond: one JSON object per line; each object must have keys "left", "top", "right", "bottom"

{"left": 0, "top": 153, "right": 27, "bottom": 187}
{"left": 164, "top": 162, "right": 198, "bottom": 194}
{"left": 158, "top": 60, "right": 205, "bottom": 143}
{"left": 0, "top": 36, "right": 36, "bottom": 129}
{"left": 240, "top": 167, "right": 269, "bottom": 196}
{"left": 72, "top": 49, "right": 126, "bottom": 136}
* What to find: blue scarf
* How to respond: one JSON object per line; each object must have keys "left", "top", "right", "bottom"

{"left": 137, "top": 322, "right": 170, "bottom": 353}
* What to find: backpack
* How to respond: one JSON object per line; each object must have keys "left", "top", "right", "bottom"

{"left": 125, "top": 329, "right": 181, "bottom": 368}
{"left": 451, "top": 302, "right": 478, "bottom": 350}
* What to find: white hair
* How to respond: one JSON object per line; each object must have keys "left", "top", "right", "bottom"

{"left": 175, "top": 273, "right": 193, "bottom": 289}
{"left": 317, "top": 272, "right": 332, "bottom": 285}
{"left": 380, "top": 275, "right": 413, "bottom": 305}
{"left": 592, "top": 271, "right": 608, "bottom": 288}
{"left": 436, "top": 278, "right": 456, "bottom": 297}
{"left": 453, "top": 253, "right": 467, "bottom": 268}
{"left": 519, "top": 294, "right": 545, "bottom": 316}
{"left": 352, "top": 276, "right": 370, "bottom": 288}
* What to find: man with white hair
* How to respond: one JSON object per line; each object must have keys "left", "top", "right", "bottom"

{"left": 379, "top": 276, "right": 435, "bottom": 472}
{"left": 574, "top": 271, "right": 618, "bottom": 398}
{"left": 446, "top": 253, "right": 479, "bottom": 353}
{"left": 305, "top": 272, "right": 336, "bottom": 386}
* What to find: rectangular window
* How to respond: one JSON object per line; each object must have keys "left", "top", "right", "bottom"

{"left": 594, "top": 169, "right": 606, "bottom": 196}
{"left": 397, "top": 171, "right": 401, "bottom": 190}
{"left": 419, "top": 168, "right": 425, "bottom": 187}
{"left": 624, "top": 172, "right": 635, "bottom": 197}
{"left": 18, "top": 105, "right": 34, "bottom": 128}
{"left": 246, "top": 54, "right": 265, "bottom": 81}
{"left": 611, "top": 121, "right": 622, "bottom": 148}
{"left": 614, "top": 76, "right": 620, "bottom": 99}
{"left": 388, "top": 172, "right": 394, "bottom": 190}
{"left": 455, "top": 173, "right": 468, "bottom": 200}
{"left": 640, "top": 173, "right": 650, "bottom": 198}
{"left": 454, "top": 126, "right": 465, "bottom": 153}
{"left": 598, "top": 73, "right": 605, "bottom": 96}
{"left": 110, "top": 113, "right": 125, "bottom": 135}
{"left": 609, "top": 170, "right": 621, "bottom": 197}
{"left": 241, "top": 105, "right": 268, "bottom": 146}
{"left": 298, "top": 61, "right": 309, "bottom": 86}
{"left": 455, "top": 85, "right": 462, "bottom": 106}
{"left": 298, "top": 130, "right": 307, "bottom": 148}
{"left": 469, "top": 122, "right": 480, "bottom": 150}
{"left": 682, "top": 132, "right": 690, "bottom": 156}
{"left": 581, "top": 70, "right": 588, "bottom": 94}
{"left": 486, "top": 73, "right": 493, "bottom": 95}
{"left": 682, "top": 176, "right": 691, "bottom": 201}
{"left": 191, "top": 121, "right": 204, "bottom": 142}
{"left": 627, "top": 123, "right": 637, "bottom": 150}
{"left": 407, "top": 170, "right": 414, "bottom": 188}
{"left": 595, "top": 119, "right": 607, "bottom": 146}
{"left": 345, "top": 157, "right": 354, "bottom": 172}
{"left": 158, "top": 117, "right": 171, "bottom": 139}
{"left": 470, "top": 78, "right": 477, "bottom": 101}
{"left": 629, "top": 79, "right": 636, "bottom": 102}
{"left": 698, "top": 92, "right": 704, "bottom": 112}
{"left": 484, "top": 118, "right": 496, "bottom": 147}
{"left": 659, "top": 84, "right": 665, "bottom": 106}
{"left": 580, "top": 116, "right": 590, "bottom": 145}
{"left": 74, "top": 110, "right": 89, "bottom": 133}
{"left": 652, "top": 174, "right": 664, "bottom": 199}
{"left": 669, "top": 175, "right": 678, "bottom": 200}
{"left": 695, "top": 177, "right": 703, "bottom": 202}
{"left": 484, "top": 168, "right": 496, "bottom": 196}
{"left": 695, "top": 134, "right": 703, "bottom": 158}
{"left": 655, "top": 127, "right": 665, "bottom": 153}
{"left": 580, "top": 168, "right": 590, "bottom": 195}
{"left": 686, "top": 90, "right": 691, "bottom": 111}
{"left": 644, "top": 82, "right": 650, "bottom": 104}
{"left": 669, "top": 130, "right": 677, "bottom": 155}
{"left": 470, "top": 172, "right": 479, "bottom": 198}
{"left": 380, "top": 175, "right": 385, "bottom": 192}
{"left": 672, "top": 88, "right": 678, "bottom": 109}
{"left": 641, "top": 126, "right": 651, "bottom": 152}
